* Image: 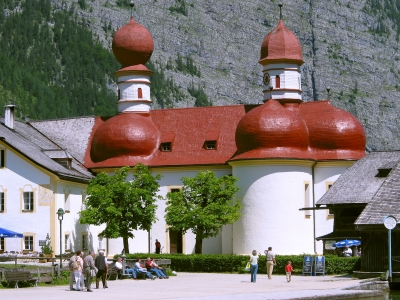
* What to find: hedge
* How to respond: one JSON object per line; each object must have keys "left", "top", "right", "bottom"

{"left": 116, "top": 253, "right": 360, "bottom": 275}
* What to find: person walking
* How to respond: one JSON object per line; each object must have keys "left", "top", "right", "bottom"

{"left": 68, "top": 250, "right": 81, "bottom": 291}
{"left": 68, "top": 250, "right": 80, "bottom": 291}
{"left": 83, "top": 250, "right": 96, "bottom": 292}
{"left": 95, "top": 250, "right": 108, "bottom": 289}
{"left": 285, "top": 260, "right": 293, "bottom": 282}
{"left": 265, "top": 247, "right": 276, "bottom": 279}
{"left": 249, "top": 250, "right": 259, "bottom": 283}
{"left": 72, "top": 251, "right": 84, "bottom": 291}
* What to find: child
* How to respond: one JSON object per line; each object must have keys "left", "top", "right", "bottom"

{"left": 285, "top": 260, "right": 293, "bottom": 282}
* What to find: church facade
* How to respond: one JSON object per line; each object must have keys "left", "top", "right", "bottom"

{"left": 0, "top": 6, "right": 366, "bottom": 256}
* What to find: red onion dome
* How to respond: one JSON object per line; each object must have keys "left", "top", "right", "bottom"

{"left": 233, "top": 100, "right": 310, "bottom": 160}
{"left": 259, "top": 20, "right": 304, "bottom": 65}
{"left": 299, "top": 101, "right": 366, "bottom": 159}
{"left": 112, "top": 17, "right": 154, "bottom": 67}
{"left": 90, "top": 113, "right": 159, "bottom": 162}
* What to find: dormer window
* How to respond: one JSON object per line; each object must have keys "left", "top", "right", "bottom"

{"left": 276, "top": 75, "right": 280, "bottom": 88}
{"left": 376, "top": 168, "right": 391, "bottom": 178}
{"left": 138, "top": 88, "right": 143, "bottom": 99}
{"left": 160, "top": 142, "right": 172, "bottom": 152}
{"left": 204, "top": 140, "right": 217, "bottom": 150}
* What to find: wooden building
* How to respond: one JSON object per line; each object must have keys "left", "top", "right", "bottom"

{"left": 316, "top": 151, "right": 400, "bottom": 281}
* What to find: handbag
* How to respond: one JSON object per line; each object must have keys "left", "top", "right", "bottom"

{"left": 245, "top": 262, "right": 251, "bottom": 271}
{"left": 90, "top": 267, "right": 98, "bottom": 277}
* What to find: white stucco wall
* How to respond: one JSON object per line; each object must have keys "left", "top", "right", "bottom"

{"left": 117, "top": 73, "right": 151, "bottom": 113}
{"left": 262, "top": 63, "right": 302, "bottom": 101}
{"left": 230, "top": 161, "right": 314, "bottom": 255}
{"left": 0, "top": 145, "right": 96, "bottom": 256}
{"left": 0, "top": 148, "right": 51, "bottom": 252}
{"left": 313, "top": 161, "right": 355, "bottom": 254}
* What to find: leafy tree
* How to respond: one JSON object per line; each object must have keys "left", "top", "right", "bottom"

{"left": 80, "top": 165, "right": 162, "bottom": 253}
{"left": 165, "top": 171, "right": 241, "bottom": 254}
{"left": 188, "top": 82, "right": 211, "bottom": 107}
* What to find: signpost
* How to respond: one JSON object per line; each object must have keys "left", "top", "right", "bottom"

{"left": 314, "top": 256, "right": 325, "bottom": 276}
{"left": 302, "top": 256, "right": 313, "bottom": 276}
{"left": 383, "top": 215, "right": 397, "bottom": 282}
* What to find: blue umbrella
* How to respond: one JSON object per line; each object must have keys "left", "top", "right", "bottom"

{"left": 0, "top": 227, "right": 23, "bottom": 238}
{"left": 333, "top": 239, "right": 361, "bottom": 248}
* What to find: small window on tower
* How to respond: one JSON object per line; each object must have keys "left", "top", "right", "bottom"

{"left": 118, "top": 89, "right": 120, "bottom": 101}
{"left": 276, "top": 75, "right": 280, "bottom": 88}
{"left": 204, "top": 140, "right": 217, "bottom": 150}
{"left": 160, "top": 142, "right": 172, "bottom": 152}
{"left": 138, "top": 88, "right": 143, "bottom": 99}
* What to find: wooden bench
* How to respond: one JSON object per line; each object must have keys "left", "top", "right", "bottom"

{"left": 3, "top": 270, "right": 38, "bottom": 288}
{"left": 107, "top": 265, "right": 147, "bottom": 280}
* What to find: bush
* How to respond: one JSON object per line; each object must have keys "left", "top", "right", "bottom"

{"left": 116, "top": 253, "right": 360, "bottom": 275}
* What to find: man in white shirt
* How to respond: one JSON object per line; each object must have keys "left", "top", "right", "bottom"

{"left": 342, "top": 246, "right": 352, "bottom": 257}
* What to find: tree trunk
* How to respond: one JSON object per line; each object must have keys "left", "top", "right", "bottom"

{"left": 195, "top": 233, "right": 203, "bottom": 254}
{"left": 123, "top": 236, "right": 130, "bottom": 254}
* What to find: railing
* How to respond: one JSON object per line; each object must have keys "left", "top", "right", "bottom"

{"left": 0, "top": 256, "right": 69, "bottom": 278}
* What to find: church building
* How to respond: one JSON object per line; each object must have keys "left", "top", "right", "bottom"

{"left": 0, "top": 6, "right": 366, "bottom": 256}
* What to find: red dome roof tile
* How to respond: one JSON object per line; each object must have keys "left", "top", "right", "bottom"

{"left": 299, "top": 101, "right": 366, "bottom": 160}
{"left": 259, "top": 20, "right": 304, "bottom": 65}
{"left": 234, "top": 100, "right": 310, "bottom": 160}
{"left": 112, "top": 17, "right": 154, "bottom": 67}
{"left": 90, "top": 113, "right": 159, "bottom": 162}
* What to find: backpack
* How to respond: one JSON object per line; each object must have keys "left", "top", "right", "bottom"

{"left": 72, "top": 258, "right": 79, "bottom": 270}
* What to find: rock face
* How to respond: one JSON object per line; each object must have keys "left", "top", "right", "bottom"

{"left": 53, "top": 0, "right": 400, "bottom": 152}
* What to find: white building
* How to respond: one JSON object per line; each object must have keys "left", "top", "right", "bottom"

{"left": 0, "top": 8, "right": 366, "bottom": 257}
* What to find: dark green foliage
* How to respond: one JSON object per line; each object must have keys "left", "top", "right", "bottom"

{"left": 363, "top": 0, "right": 400, "bottom": 37}
{"left": 172, "top": 54, "right": 201, "bottom": 77}
{"left": 169, "top": 0, "right": 188, "bottom": 16}
{"left": 80, "top": 165, "right": 162, "bottom": 254}
{"left": 77, "top": 0, "right": 86, "bottom": 10}
{"left": 116, "top": 0, "right": 131, "bottom": 8}
{"left": 146, "top": 60, "right": 187, "bottom": 108}
{"left": 0, "top": 0, "right": 119, "bottom": 120}
{"left": 119, "top": 253, "right": 360, "bottom": 275}
{"left": 165, "top": 171, "right": 240, "bottom": 254}
{"left": 188, "top": 82, "right": 211, "bottom": 107}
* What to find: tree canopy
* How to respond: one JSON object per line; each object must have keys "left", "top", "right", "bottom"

{"left": 165, "top": 171, "right": 241, "bottom": 254}
{"left": 79, "top": 165, "right": 162, "bottom": 253}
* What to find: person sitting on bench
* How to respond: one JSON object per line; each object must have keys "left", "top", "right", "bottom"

{"left": 145, "top": 257, "right": 167, "bottom": 279}
{"left": 134, "top": 258, "right": 156, "bottom": 280}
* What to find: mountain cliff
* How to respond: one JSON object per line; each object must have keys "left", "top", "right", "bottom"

{"left": 64, "top": 0, "right": 400, "bottom": 151}
{"left": 3, "top": 0, "right": 400, "bottom": 151}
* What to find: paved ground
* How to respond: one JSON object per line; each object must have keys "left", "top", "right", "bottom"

{"left": 0, "top": 273, "right": 385, "bottom": 300}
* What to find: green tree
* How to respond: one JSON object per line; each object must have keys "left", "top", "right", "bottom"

{"left": 79, "top": 165, "right": 162, "bottom": 253}
{"left": 165, "top": 171, "right": 241, "bottom": 254}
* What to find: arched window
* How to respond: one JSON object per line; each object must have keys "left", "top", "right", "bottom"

{"left": 138, "top": 88, "right": 143, "bottom": 99}
{"left": 276, "top": 75, "right": 280, "bottom": 88}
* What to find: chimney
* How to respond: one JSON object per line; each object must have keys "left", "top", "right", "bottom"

{"left": 5, "top": 104, "right": 15, "bottom": 129}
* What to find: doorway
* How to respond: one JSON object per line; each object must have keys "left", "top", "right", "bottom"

{"left": 169, "top": 230, "right": 183, "bottom": 253}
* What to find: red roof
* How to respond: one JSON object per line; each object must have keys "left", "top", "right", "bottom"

{"left": 231, "top": 100, "right": 366, "bottom": 161}
{"left": 84, "top": 105, "right": 256, "bottom": 169}
{"left": 259, "top": 20, "right": 304, "bottom": 65}
{"left": 112, "top": 17, "right": 154, "bottom": 67}
{"left": 84, "top": 102, "right": 366, "bottom": 170}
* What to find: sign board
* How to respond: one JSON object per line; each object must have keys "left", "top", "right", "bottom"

{"left": 314, "top": 255, "right": 325, "bottom": 276}
{"left": 384, "top": 216, "right": 397, "bottom": 230}
{"left": 324, "top": 240, "right": 336, "bottom": 250}
{"left": 39, "top": 240, "right": 46, "bottom": 246}
{"left": 302, "top": 256, "right": 313, "bottom": 276}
